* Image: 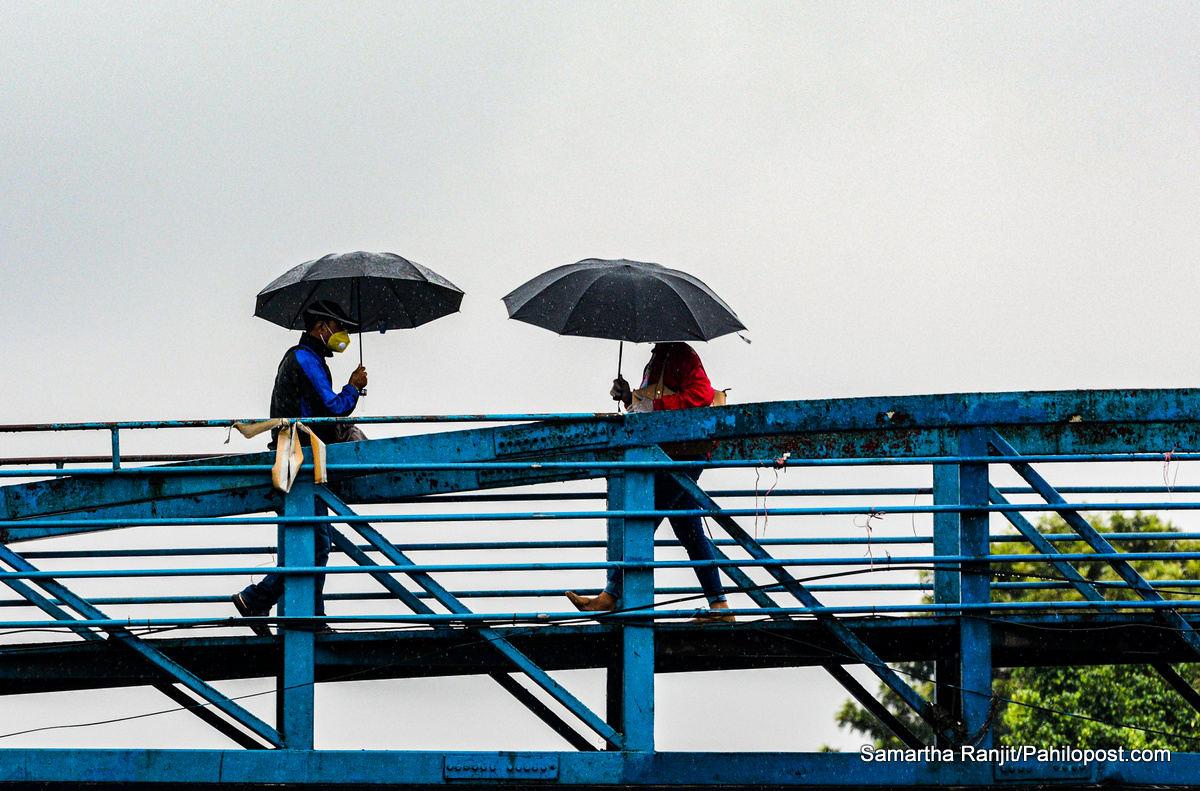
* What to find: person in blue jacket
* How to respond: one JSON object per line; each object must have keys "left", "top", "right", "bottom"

{"left": 232, "top": 300, "right": 368, "bottom": 634}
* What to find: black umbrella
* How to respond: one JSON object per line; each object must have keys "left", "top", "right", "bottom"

{"left": 255, "top": 251, "right": 464, "bottom": 365}
{"left": 502, "top": 258, "right": 745, "bottom": 378}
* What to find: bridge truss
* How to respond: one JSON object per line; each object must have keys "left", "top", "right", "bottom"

{"left": 1, "top": 390, "right": 1199, "bottom": 788}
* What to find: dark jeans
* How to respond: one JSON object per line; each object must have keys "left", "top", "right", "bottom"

{"left": 603, "top": 468, "right": 726, "bottom": 605}
{"left": 238, "top": 520, "right": 331, "bottom": 616}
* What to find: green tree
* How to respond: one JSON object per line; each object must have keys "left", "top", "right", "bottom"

{"left": 834, "top": 512, "right": 1200, "bottom": 751}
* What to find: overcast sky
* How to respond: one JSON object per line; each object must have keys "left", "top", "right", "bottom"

{"left": 3, "top": 1, "right": 1200, "bottom": 753}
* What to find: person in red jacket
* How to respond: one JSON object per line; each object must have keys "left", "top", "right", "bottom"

{"left": 567, "top": 342, "right": 733, "bottom": 622}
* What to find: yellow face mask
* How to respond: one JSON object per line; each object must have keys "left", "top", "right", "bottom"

{"left": 326, "top": 330, "right": 351, "bottom": 353}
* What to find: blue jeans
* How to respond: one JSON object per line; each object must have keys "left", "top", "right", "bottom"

{"left": 238, "top": 521, "right": 331, "bottom": 616}
{"left": 603, "top": 468, "right": 727, "bottom": 605}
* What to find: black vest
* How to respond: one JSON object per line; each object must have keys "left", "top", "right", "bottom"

{"left": 269, "top": 333, "right": 342, "bottom": 445}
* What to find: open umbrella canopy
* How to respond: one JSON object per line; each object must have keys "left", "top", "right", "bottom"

{"left": 502, "top": 258, "right": 745, "bottom": 343}
{"left": 255, "top": 251, "right": 463, "bottom": 333}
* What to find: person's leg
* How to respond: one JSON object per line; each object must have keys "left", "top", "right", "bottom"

{"left": 566, "top": 487, "right": 632, "bottom": 612}
{"left": 237, "top": 509, "right": 330, "bottom": 624}
{"left": 658, "top": 467, "right": 731, "bottom": 616}
{"left": 234, "top": 571, "right": 282, "bottom": 636}
{"left": 238, "top": 572, "right": 283, "bottom": 612}
{"left": 667, "top": 515, "right": 726, "bottom": 605}
{"left": 602, "top": 567, "right": 622, "bottom": 600}
{"left": 313, "top": 519, "right": 331, "bottom": 618}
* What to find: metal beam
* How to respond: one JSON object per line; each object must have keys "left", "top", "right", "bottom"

{"left": 0, "top": 544, "right": 282, "bottom": 748}
{"left": 931, "top": 463, "right": 960, "bottom": 749}
{"left": 665, "top": 466, "right": 960, "bottom": 745}
{"left": 820, "top": 663, "right": 925, "bottom": 750}
{"left": 986, "top": 438, "right": 1200, "bottom": 725}
{"left": 151, "top": 681, "right": 270, "bottom": 751}
{"left": 326, "top": 524, "right": 598, "bottom": 750}
{"left": 326, "top": 526, "right": 431, "bottom": 615}
{"left": 0, "top": 747, "right": 1187, "bottom": 786}
{"left": 988, "top": 486, "right": 1105, "bottom": 603}
{"left": 956, "top": 428, "right": 993, "bottom": 748}
{"left": 0, "top": 546, "right": 269, "bottom": 749}
{"left": 1152, "top": 662, "right": 1200, "bottom": 716}
{"left": 278, "top": 480, "right": 317, "bottom": 749}
{"left": 487, "top": 673, "right": 598, "bottom": 752}
{"left": 314, "top": 488, "right": 624, "bottom": 749}
{"left": 989, "top": 430, "right": 1200, "bottom": 661}
{"left": 617, "top": 451, "right": 655, "bottom": 752}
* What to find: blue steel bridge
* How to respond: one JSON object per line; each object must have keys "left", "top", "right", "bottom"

{"left": 1, "top": 389, "right": 1199, "bottom": 788}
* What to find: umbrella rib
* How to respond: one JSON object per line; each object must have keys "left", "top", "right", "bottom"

{"left": 556, "top": 270, "right": 620, "bottom": 338}
{"left": 503, "top": 265, "right": 594, "bottom": 315}
{"left": 651, "top": 281, "right": 705, "bottom": 341}
{"left": 667, "top": 279, "right": 746, "bottom": 338}
{"left": 295, "top": 281, "right": 324, "bottom": 330}
{"left": 387, "top": 279, "right": 417, "bottom": 329}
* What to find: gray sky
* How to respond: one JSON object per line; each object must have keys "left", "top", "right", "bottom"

{"left": 2, "top": 1, "right": 1200, "bottom": 752}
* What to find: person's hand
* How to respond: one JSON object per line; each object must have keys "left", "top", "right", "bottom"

{"left": 610, "top": 376, "right": 632, "bottom": 404}
{"left": 349, "top": 365, "right": 368, "bottom": 390}
{"left": 628, "top": 398, "right": 653, "bottom": 413}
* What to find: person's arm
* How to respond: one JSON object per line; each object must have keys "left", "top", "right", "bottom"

{"left": 296, "top": 349, "right": 360, "bottom": 416}
{"left": 654, "top": 350, "right": 714, "bottom": 411}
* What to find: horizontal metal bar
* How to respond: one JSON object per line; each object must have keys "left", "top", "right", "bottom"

{"left": 12, "top": 500, "right": 1200, "bottom": 531}
{"left": 3, "top": 598, "right": 1200, "bottom": 631}
{"left": 0, "top": 582, "right": 939, "bottom": 609}
{"left": 6, "top": 452, "right": 1200, "bottom": 478}
{"left": 13, "top": 575, "right": 1200, "bottom": 610}
{"left": 16, "top": 536, "right": 931, "bottom": 560}
{"left": 2, "top": 453, "right": 1200, "bottom": 480}
{"left": 3, "top": 549, "right": 1200, "bottom": 581}
{"left": 0, "top": 454, "right": 226, "bottom": 467}
{"left": 0, "top": 746, "right": 1188, "bottom": 787}
{"left": 0, "top": 414, "right": 624, "bottom": 433}
{"left": 0, "top": 746, "right": 1185, "bottom": 787}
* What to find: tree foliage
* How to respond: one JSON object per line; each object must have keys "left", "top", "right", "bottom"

{"left": 834, "top": 512, "right": 1200, "bottom": 751}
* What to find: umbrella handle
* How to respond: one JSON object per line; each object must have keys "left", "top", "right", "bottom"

{"left": 614, "top": 341, "right": 625, "bottom": 412}
{"left": 356, "top": 280, "right": 365, "bottom": 395}
{"left": 357, "top": 280, "right": 364, "bottom": 367}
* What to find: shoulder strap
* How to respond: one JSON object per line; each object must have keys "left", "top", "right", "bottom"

{"left": 653, "top": 348, "right": 670, "bottom": 399}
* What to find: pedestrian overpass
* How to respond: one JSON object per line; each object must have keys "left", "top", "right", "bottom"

{"left": 1, "top": 389, "right": 1199, "bottom": 788}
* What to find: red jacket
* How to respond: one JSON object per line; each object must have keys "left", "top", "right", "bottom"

{"left": 641, "top": 343, "right": 715, "bottom": 411}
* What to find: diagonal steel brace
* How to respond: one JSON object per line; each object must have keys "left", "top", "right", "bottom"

{"left": 316, "top": 487, "right": 622, "bottom": 749}
{"left": 988, "top": 430, "right": 1200, "bottom": 660}
{"left": 325, "top": 525, "right": 596, "bottom": 751}
{"left": 667, "top": 466, "right": 962, "bottom": 745}
{"left": 708, "top": 543, "right": 786, "bottom": 615}
{"left": 0, "top": 567, "right": 266, "bottom": 749}
{"left": 0, "top": 543, "right": 282, "bottom": 748}
{"left": 822, "top": 663, "right": 925, "bottom": 750}
{"left": 989, "top": 431, "right": 1200, "bottom": 712}
{"left": 988, "top": 486, "right": 1105, "bottom": 604}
